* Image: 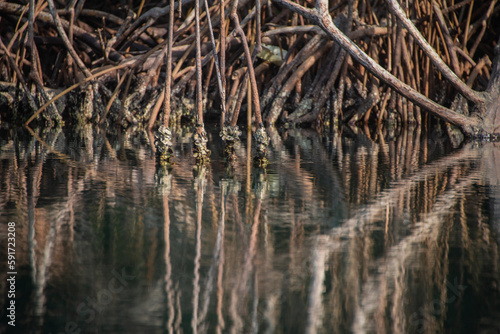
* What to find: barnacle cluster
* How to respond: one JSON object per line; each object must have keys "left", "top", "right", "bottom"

{"left": 193, "top": 126, "right": 211, "bottom": 164}
{"left": 254, "top": 126, "right": 270, "bottom": 167}
{"left": 154, "top": 125, "right": 174, "bottom": 167}
{"left": 220, "top": 125, "right": 242, "bottom": 160}
{"left": 220, "top": 125, "right": 242, "bottom": 142}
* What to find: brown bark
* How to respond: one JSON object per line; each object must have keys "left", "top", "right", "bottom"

{"left": 483, "top": 44, "right": 500, "bottom": 135}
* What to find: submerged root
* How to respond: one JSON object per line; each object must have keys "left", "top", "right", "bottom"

{"left": 155, "top": 125, "right": 175, "bottom": 167}
{"left": 253, "top": 126, "right": 269, "bottom": 167}
{"left": 193, "top": 126, "right": 211, "bottom": 164}
{"left": 220, "top": 125, "right": 242, "bottom": 161}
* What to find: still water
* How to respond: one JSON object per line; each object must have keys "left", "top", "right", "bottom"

{"left": 1, "top": 125, "right": 499, "bottom": 334}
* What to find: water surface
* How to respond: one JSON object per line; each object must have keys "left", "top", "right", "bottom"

{"left": 1, "top": 125, "right": 499, "bottom": 334}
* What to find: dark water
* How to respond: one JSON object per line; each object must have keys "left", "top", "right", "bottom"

{"left": 1, "top": 125, "right": 500, "bottom": 334}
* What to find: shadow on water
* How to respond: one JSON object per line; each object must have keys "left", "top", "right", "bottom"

{"left": 0, "top": 124, "right": 499, "bottom": 334}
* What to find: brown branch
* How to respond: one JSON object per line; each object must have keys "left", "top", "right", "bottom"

{"left": 267, "top": 42, "right": 332, "bottom": 124}
{"left": 220, "top": 0, "right": 227, "bottom": 126}
{"left": 263, "top": 25, "right": 322, "bottom": 36}
{"left": 469, "top": 0, "right": 497, "bottom": 58}
{"left": 47, "top": 0, "right": 92, "bottom": 78}
{"left": 111, "top": 0, "right": 195, "bottom": 50}
{"left": 25, "top": 63, "right": 132, "bottom": 126}
{"left": 261, "top": 34, "right": 323, "bottom": 111}
{"left": 195, "top": 0, "right": 204, "bottom": 126}
{"left": 293, "top": 48, "right": 348, "bottom": 124}
{"left": 0, "top": 39, "right": 38, "bottom": 111}
{"left": 467, "top": 56, "right": 491, "bottom": 87}
{"left": 0, "top": 2, "right": 124, "bottom": 62}
{"left": 272, "top": 0, "right": 484, "bottom": 135}
{"left": 229, "top": 62, "right": 269, "bottom": 127}
{"left": 384, "top": 0, "right": 484, "bottom": 104}
{"left": 230, "top": 10, "right": 263, "bottom": 126}
{"left": 442, "top": 0, "right": 474, "bottom": 13}
{"left": 433, "top": 1, "right": 461, "bottom": 75}
{"left": 162, "top": 0, "right": 176, "bottom": 129}
{"left": 204, "top": 0, "right": 226, "bottom": 118}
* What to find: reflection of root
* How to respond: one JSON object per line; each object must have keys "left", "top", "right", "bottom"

{"left": 221, "top": 175, "right": 241, "bottom": 195}
{"left": 253, "top": 156, "right": 268, "bottom": 168}
{"left": 193, "top": 163, "right": 208, "bottom": 181}
{"left": 193, "top": 127, "right": 211, "bottom": 164}
{"left": 154, "top": 165, "right": 173, "bottom": 192}
{"left": 252, "top": 167, "right": 267, "bottom": 199}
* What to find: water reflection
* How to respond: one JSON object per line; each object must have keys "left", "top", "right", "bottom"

{"left": 0, "top": 125, "right": 499, "bottom": 333}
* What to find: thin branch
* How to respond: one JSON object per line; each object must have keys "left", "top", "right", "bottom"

{"left": 230, "top": 11, "right": 263, "bottom": 126}
{"left": 162, "top": 0, "right": 176, "bottom": 128}
{"left": 469, "top": 0, "right": 497, "bottom": 58}
{"left": 195, "top": 0, "right": 204, "bottom": 126}
{"left": 47, "top": 0, "right": 92, "bottom": 78}
{"left": 433, "top": 1, "right": 461, "bottom": 76}
{"left": 385, "top": 0, "right": 484, "bottom": 104}
{"left": 272, "top": 0, "right": 483, "bottom": 134}
{"left": 204, "top": 0, "right": 226, "bottom": 117}
{"left": 0, "top": 39, "right": 38, "bottom": 111}
{"left": 220, "top": 0, "right": 227, "bottom": 126}
{"left": 25, "top": 63, "right": 132, "bottom": 126}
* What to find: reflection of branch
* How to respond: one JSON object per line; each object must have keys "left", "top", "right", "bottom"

{"left": 229, "top": 194, "right": 262, "bottom": 333}
{"left": 305, "top": 236, "right": 329, "bottom": 333}
{"left": 26, "top": 139, "right": 80, "bottom": 330}
{"left": 25, "top": 127, "right": 76, "bottom": 166}
{"left": 297, "top": 144, "right": 481, "bottom": 332}
{"left": 25, "top": 127, "right": 127, "bottom": 186}
{"left": 250, "top": 270, "right": 259, "bottom": 334}
{"left": 270, "top": 128, "right": 346, "bottom": 216}
{"left": 353, "top": 170, "right": 481, "bottom": 333}
{"left": 191, "top": 176, "right": 205, "bottom": 334}
{"left": 198, "top": 185, "right": 227, "bottom": 332}
{"left": 216, "top": 188, "right": 227, "bottom": 334}
{"left": 28, "top": 155, "right": 44, "bottom": 329}
{"left": 328, "top": 146, "right": 480, "bottom": 244}
{"left": 163, "top": 194, "right": 175, "bottom": 333}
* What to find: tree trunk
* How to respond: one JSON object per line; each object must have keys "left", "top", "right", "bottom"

{"left": 483, "top": 43, "right": 500, "bottom": 136}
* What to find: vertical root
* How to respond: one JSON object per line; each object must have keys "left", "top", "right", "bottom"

{"left": 193, "top": 0, "right": 210, "bottom": 163}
